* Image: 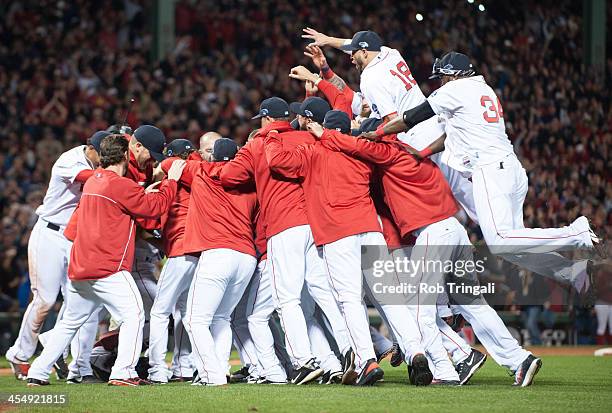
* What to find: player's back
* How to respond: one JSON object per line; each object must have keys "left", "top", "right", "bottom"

{"left": 360, "top": 47, "right": 426, "bottom": 119}
{"left": 36, "top": 145, "right": 92, "bottom": 226}
{"left": 428, "top": 75, "right": 514, "bottom": 172}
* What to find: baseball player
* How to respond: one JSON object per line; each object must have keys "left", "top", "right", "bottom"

{"left": 219, "top": 97, "right": 352, "bottom": 385}
{"left": 373, "top": 52, "right": 603, "bottom": 295}
{"left": 147, "top": 139, "right": 201, "bottom": 383}
{"left": 302, "top": 29, "right": 424, "bottom": 125}
{"left": 165, "top": 138, "right": 257, "bottom": 386}
{"left": 5, "top": 130, "right": 109, "bottom": 380}
{"left": 26, "top": 134, "right": 184, "bottom": 387}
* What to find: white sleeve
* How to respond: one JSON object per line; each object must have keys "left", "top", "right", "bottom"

{"left": 427, "top": 83, "right": 462, "bottom": 115}
{"left": 341, "top": 39, "right": 352, "bottom": 56}
{"left": 362, "top": 75, "right": 397, "bottom": 119}
{"left": 54, "top": 156, "right": 91, "bottom": 184}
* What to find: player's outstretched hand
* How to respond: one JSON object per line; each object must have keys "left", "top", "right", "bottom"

{"left": 289, "top": 66, "right": 317, "bottom": 83}
{"left": 145, "top": 181, "right": 161, "bottom": 193}
{"left": 304, "top": 45, "right": 327, "bottom": 70}
{"left": 302, "top": 28, "right": 332, "bottom": 47}
{"left": 358, "top": 131, "right": 380, "bottom": 141}
{"left": 167, "top": 159, "right": 186, "bottom": 181}
{"left": 305, "top": 80, "right": 318, "bottom": 95}
{"left": 306, "top": 122, "right": 324, "bottom": 138}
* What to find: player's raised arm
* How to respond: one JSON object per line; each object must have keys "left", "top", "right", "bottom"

{"left": 302, "top": 27, "right": 348, "bottom": 49}
{"left": 219, "top": 141, "right": 256, "bottom": 188}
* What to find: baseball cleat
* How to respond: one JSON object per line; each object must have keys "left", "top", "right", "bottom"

{"left": 355, "top": 359, "right": 384, "bottom": 386}
{"left": 54, "top": 356, "right": 69, "bottom": 380}
{"left": 108, "top": 377, "right": 151, "bottom": 387}
{"left": 27, "top": 378, "right": 50, "bottom": 387}
{"left": 341, "top": 348, "right": 357, "bottom": 384}
{"left": 318, "top": 370, "right": 342, "bottom": 384}
{"left": 513, "top": 355, "right": 542, "bottom": 387}
{"left": 169, "top": 375, "right": 192, "bottom": 382}
{"left": 390, "top": 344, "right": 405, "bottom": 367}
{"left": 431, "top": 379, "right": 460, "bottom": 386}
{"left": 67, "top": 375, "right": 104, "bottom": 384}
{"left": 230, "top": 365, "right": 250, "bottom": 383}
{"left": 376, "top": 344, "right": 395, "bottom": 363}
{"left": 9, "top": 360, "right": 30, "bottom": 381}
{"left": 291, "top": 358, "right": 324, "bottom": 385}
{"left": 456, "top": 349, "right": 487, "bottom": 385}
{"left": 408, "top": 354, "right": 433, "bottom": 386}
{"left": 256, "top": 378, "right": 287, "bottom": 385}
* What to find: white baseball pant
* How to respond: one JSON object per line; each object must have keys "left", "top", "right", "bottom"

{"left": 268, "top": 225, "right": 351, "bottom": 369}
{"left": 170, "top": 290, "right": 193, "bottom": 378}
{"left": 148, "top": 254, "right": 198, "bottom": 382}
{"left": 247, "top": 259, "right": 288, "bottom": 382}
{"left": 27, "top": 272, "right": 145, "bottom": 381}
{"left": 231, "top": 271, "right": 262, "bottom": 378}
{"left": 185, "top": 248, "right": 256, "bottom": 385}
{"left": 6, "top": 219, "right": 70, "bottom": 363}
{"left": 302, "top": 288, "right": 342, "bottom": 374}
{"left": 370, "top": 326, "right": 393, "bottom": 358}
{"left": 471, "top": 154, "right": 591, "bottom": 288}
{"left": 595, "top": 305, "right": 612, "bottom": 336}
{"left": 132, "top": 245, "right": 160, "bottom": 334}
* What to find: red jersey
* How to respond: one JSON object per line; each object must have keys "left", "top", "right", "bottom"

{"left": 172, "top": 159, "right": 257, "bottom": 257}
{"left": 219, "top": 121, "right": 312, "bottom": 239}
{"left": 68, "top": 169, "right": 177, "bottom": 281}
{"left": 263, "top": 129, "right": 382, "bottom": 246}
{"left": 321, "top": 132, "right": 458, "bottom": 237}
{"left": 159, "top": 152, "right": 202, "bottom": 257}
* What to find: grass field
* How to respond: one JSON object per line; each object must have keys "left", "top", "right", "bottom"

{"left": 1, "top": 354, "right": 611, "bottom": 413}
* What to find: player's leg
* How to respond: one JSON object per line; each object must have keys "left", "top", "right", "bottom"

{"left": 302, "top": 288, "right": 342, "bottom": 382}
{"left": 322, "top": 233, "right": 378, "bottom": 378}
{"left": 94, "top": 271, "right": 146, "bottom": 381}
{"left": 170, "top": 290, "right": 193, "bottom": 380}
{"left": 27, "top": 280, "right": 99, "bottom": 383}
{"left": 247, "top": 260, "right": 288, "bottom": 383}
{"left": 67, "top": 306, "right": 102, "bottom": 382}
{"left": 6, "top": 221, "right": 67, "bottom": 370}
{"left": 148, "top": 255, "right": 196, "bottom": 382}
{"left": 230, "top": 272, "right": 260, "bottom": 380}
{"left": 594, "top": 304, "right": 608, "bottom": 344}
{"left": 210, "top": 251, "right": 256, "bottom": 383}
{"left": 267, "top": 225, "right": 314, "bottom": 368}
{"left": 302, "top": 229, "right": 351, "bottom": 359}
{"left": 472, "top": 158, "right": 593, "bottom": 255}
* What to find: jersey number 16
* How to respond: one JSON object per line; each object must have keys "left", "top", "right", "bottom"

{"left": 390, "top": 62, "right": 417, "bottom": 91}
{"left": 480, "top": 96, "right": 504, "bottom": 123}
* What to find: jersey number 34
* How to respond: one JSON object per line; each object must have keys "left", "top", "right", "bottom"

{"left": 390, "top": 62, "right": 417, "bottom": 91}
{"left": 480, "top": 96, "right": 504, "bottom": 123}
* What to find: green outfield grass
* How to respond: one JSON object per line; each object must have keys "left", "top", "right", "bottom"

{"left": 1, "top": 356, "right": 611, "bottom": 413}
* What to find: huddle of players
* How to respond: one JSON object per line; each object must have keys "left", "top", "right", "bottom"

{"left": 9, "top": 28, "right": 604, "bottom": 388}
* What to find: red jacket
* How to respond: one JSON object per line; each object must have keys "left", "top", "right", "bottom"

{"left": 263, "top": 129, "right": 382, "bottom": 246}
{"left": 159, "top": 152, "right": 202, "bottom": 257}
{"left": 173, "top": 159, "right": 257, "bottom": 257}
{"left": 317, "top": 69, "right": 356, "bottom": 117}
{"left": 68, "top": 169, "right": 177, "bottom": 280}
{"left": 219, "top": 121, "right": 312, "bottom": 239}
{"left": 322, "top": 132, "right": 458, "bottom": 237}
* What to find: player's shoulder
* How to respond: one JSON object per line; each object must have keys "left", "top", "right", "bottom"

{"left": 54, "top": 145, "right": 87, "bottom": 166}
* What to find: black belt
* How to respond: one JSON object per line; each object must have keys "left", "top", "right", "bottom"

{"left": 47, "top": 222, "right": 61, "bottom": 231}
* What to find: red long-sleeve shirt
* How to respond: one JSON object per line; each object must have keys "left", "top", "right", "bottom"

{"left": 219, "top": 121, "right": 312, "bottom": 239}
{"left": 263, "top": 130, "right": 382, "bottom": 246}
{"left": 171, "top": 159, "right": 257, "bottom": 257}
{"left": 68, "top": 169, "right": 177, "bottom": 281}
{"left": 321, "top": 132, "right": 458, "bottom": 237}
{"left": 159, "top": 152, "right": 202, "bottom": 257}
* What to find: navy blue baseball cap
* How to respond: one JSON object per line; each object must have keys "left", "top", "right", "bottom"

{"left": 290, "top": 97, "right": 331, "bottom": 123}
{"left": 351, "top": 117, "right": 383, "bottom": 136}
{"left": 88, "top": 130, "right": 111, "bottom": 152}
{"left": 430, "top": 51, "right": 475, "bottom": 79}
{"left": 252, "top": 97, "right": 290, "bottom": 120}
{"left": 164, "top": 139, "right": 195, "bottom": 157}
{"left": 323, "top": 110, "right": 351, "bottom": 134}
{"left": 340, "top": 31, "right": 383, "bottom": 52}
{"left": 133, "top": 125, "right": 166, "bottom": 162}
{"left": 212, "top": 138, "right": 238, "bottom": 161}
